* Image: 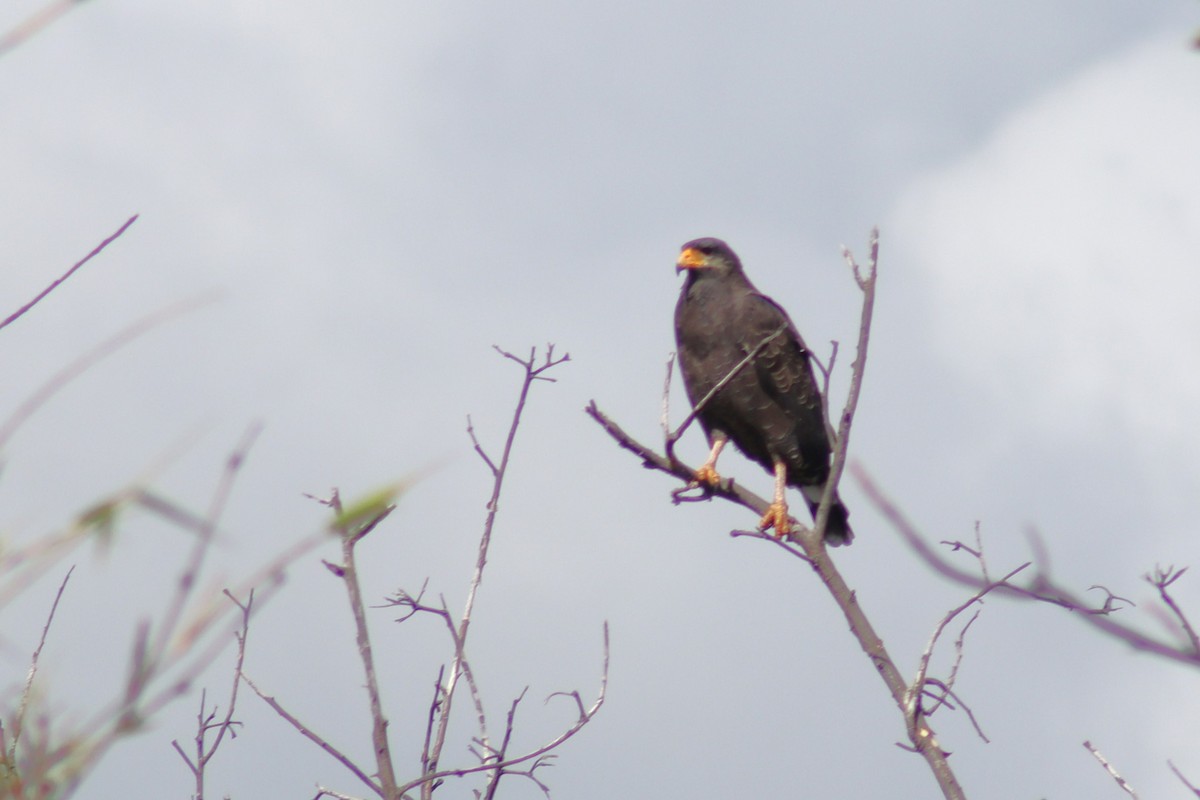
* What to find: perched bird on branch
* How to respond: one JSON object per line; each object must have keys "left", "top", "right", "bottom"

{"left": 674, "top": 237, "right": 853, "bottom": 545}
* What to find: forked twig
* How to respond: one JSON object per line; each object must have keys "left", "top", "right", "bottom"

{"left": 856, "top": 465, "right": 1200, "bottom": 669}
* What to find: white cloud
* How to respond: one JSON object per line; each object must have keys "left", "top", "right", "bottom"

{"left": 892, "top": 39, "right": 1200, "bottom": 450}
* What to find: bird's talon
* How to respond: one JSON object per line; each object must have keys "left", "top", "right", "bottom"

{"left": 693, "top": 465, "right": 723, "bottom": 487}
{"left": 758, "top": 502, "right": 793, "bottom": 539}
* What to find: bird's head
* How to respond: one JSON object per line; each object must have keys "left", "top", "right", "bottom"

{"left": 676, "top": 238, "right": 743, "bottom": 278}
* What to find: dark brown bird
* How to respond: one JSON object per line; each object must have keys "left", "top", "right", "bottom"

{"left": 674, "top": 237, "right": 853, "bottom": 545}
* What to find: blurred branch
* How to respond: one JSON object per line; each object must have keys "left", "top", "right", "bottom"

{"left": 0, "top": 426, "right": 309, "bottom": 796}
{"left": 6, "top": 567, "right": 74, "bottom": 762}
{"left": 0, "top": 0, "right": 91, "bottom": 60}
{"left": 1, "top": 214, "right": 138, "bottom": 332}
{"left": 0, "top": 291, "right": 221, "bottom": 452}
{"left": 855, "top": 465, "right": 1200, "bottom": 669}
{"left": 1169, "top": 760, "right": 1200, "bottom": 797}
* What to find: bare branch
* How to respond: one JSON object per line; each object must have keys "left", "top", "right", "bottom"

{"left": 150, "top": 423, "right": 263, "bottom": 671}
{"left": 327, "top": 502, "right": 400, "bottom": 798}
{"left": 923, "top": 608, "right": 982, "bottom": 720}
{"left": 812, "top": 230, "right": 877, "bottom": 541}
{"left": 660, "top": 352, "right": 675, "bottom": 442}
{"left": 466, "top": 415, "right": 499, "bottom": 477}
{"left": 424, "top": 345, "right": 569, "bottom": 792}
{"left": 663, "top": 324, "right": 788, "bottom": 466}
{"left": 907, "top": 562, "right": 1026, "bottom": 745}
{"left": 398, "top": 621, "right": 609, "bottom": 799}
{"left": 242, "top": 672, "right": 383, "bottom": 797}
{"left": 921, "top": 678, "right": 989, "bottom": 744}
{"left": 1084, "top": 740, "right": 1140, "bottom": 799}
{"left": 1145, "top": 565, "right": 1200, "bottom": 654}
{"left": 2, "top": 215, "right": 139, "bottom": 331}
{"left": 1169, "top": 760, "right": 1200, "bottom": 797}
{"left": 8, "top": 566, "right": 74, "bottom": 757}
{"left": 856, "top": 464, "right": 1200, "bottom": 669}
{"left": 0, "top": 292, "right": 222, "bottom": 451}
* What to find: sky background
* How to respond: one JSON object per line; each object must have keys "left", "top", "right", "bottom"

{"left": 2, "top": 2, "right": 1200, "bottom": 798}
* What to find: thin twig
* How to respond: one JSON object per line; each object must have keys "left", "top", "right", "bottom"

{"left": 424, "top": 345, "right": 569, "bottom": 795}
{"left": 663, "top": 324, "right": 788, "bottom": 466}
{"left": 911, "top": 562, "right": 1029, "bottom": 715}
{"left": 151, "top": 423, "right": 262, "bottom": 670}
{"left": 855, "top": 464, "right": 1200, "bottom": 669}
{"left": 0, "top": 291, "right": 222, "bottom": 451}
{"left": 9, "top": 567, "right": 74, "bottom": 757}
{"left": 1146, "top": 566, "right": 1200, "bottom": 654}
{"left": 1084, "top": 740, "right": 1139, "bottom": 799}
{"left": 660, "top": 353, "right": 675, "bottom": 442}
{"left": 197, "top": 591, "right": 254, "bottom": 771}
{"left": 922, "top": 678, "right": 988, "bottom": 744}
{"left": 242, "top": 672, "right": 383, "bottom": 797}
{"left": 398, "top": 622, "right": 608, "bottom": 799}
{"left": 812, "top": 229, "right": 877, "bottom": 541}
{"left": 1169, "top": 760, "right": 1200, "bottom": 797}
{"left": 2, "top": 215, "right": 139, "bottom": 332}
{"left": 923, "top": 608, "right": 982, "bottom": 719}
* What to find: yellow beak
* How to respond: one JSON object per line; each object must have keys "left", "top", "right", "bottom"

{"left": 676, "top": 247, "right": 706, "bottom": 270}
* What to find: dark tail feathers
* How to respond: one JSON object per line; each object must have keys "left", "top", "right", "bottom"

{"left": 801, "top": 486, "right": 854, "bottom": 546}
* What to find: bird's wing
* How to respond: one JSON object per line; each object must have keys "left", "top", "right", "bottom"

{"left": 744, "top": 292, "right": 831, "bottom": 468}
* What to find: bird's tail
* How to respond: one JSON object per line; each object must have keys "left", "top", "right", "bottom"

{"left": 800, "top": 485, "right": 854, "bottom": 546}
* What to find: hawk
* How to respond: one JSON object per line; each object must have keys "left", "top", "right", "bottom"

{"left": 674, "top": 237, "right": 853, "bottom": 545}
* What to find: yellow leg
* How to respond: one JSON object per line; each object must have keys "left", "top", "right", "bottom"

{"left": 693, "top": 436, "right": 727, "bottom": 487}
{"left": 758, "top": 460, "right": 792, "bottom": 537}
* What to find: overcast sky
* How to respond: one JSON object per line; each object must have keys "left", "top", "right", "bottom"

{"left": 3, "top": 2, "right": 1199, "bottom": 798}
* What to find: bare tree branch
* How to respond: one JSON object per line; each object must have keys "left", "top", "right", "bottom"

{"left": 242, "top": 672, "right": 384, "bottom": 798}
{"left": 1, "top": 215, "right": 139, "bottom": 332}
{"left": 322, "top": 490, "right": 400, "bottom": 798}
{"left": 423, "top": 345, "right": 569, "bottom": 796}
{"left": 855, "top": 464, "right": 1200, "bottom": 669}
{"left": 0, "top": 292, "right": 222, "bottom": 452}
{"left": 1145, "top": 565, "right": 1200, "bottom": 655}
{"left": 171, "top": 589, "right": 255, "bottom": 798}
{"left": 1084, "top": 740, "right": 1140, "bottom": 799}
{"left": 7, "top": 566, "right": 74, "bottom": 760}
{"left": 1169, "top": 760, "right": 1200, "bottom": 797}
{"left": 812, "top": 230, "right": 877, "bottom": 539}
{"left": 395, "top": 622, "right": 608, "bottom": 800}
